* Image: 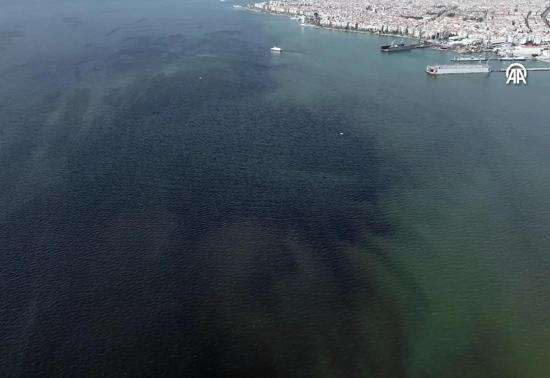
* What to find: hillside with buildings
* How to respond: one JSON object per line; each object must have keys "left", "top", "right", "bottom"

{"left": 251, "top": 0, "right": 550, "bottom": 56}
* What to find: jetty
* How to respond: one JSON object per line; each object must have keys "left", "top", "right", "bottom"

{"left": 491, "top": 67, "right": 550, "bottom": 72}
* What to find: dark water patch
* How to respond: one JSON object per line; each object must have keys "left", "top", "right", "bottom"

{"left": 2, "top": 0, "right": 550, "bottom": 375}
{"left": 0, "top": 56, "right": 420, "bottom": 376}
{"left": 205, "top": 29, "right": 242, "bottom": 38}
{"left": 107, "top": 34, "right": 187, "bottom": 71}
{"left": 106, "top": 27, "right": 122, "bottom": 37}
{"left": 0, "top": 3, "right": 437, "bottom": 375}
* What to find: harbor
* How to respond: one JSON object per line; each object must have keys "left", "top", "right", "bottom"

{"left": 377, "top": 41, "right": 550, "bottom": 75}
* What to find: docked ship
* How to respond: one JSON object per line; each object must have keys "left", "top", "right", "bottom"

{"left": 450, "top": 56, "right": 487, "bottom": 62}
{"left": 426, "top": 64, "right": 491, "bottom": 75}
{"left": 381, "top": 41, "right": 418, "bottom": 52}
{"left": 499, "top": 55, "right": 527, "bottom": 61}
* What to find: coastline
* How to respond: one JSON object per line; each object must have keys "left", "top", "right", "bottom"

{"left": 244, "top": 6, "right": 426, "bottom": 44}
{"left": 241, "top": 4, "right": 550, "bottom": 59}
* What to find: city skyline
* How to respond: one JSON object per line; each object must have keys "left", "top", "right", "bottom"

{"left": 252, "top": 0, "right": 550, "bottom": 49}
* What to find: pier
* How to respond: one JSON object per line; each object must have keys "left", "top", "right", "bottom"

{"left": 491, "top": 67, "right": 550, "bottom": 72}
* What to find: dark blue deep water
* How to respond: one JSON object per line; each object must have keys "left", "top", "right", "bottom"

{"left": 1, "top": 0, "right": 550, "bottom": 376}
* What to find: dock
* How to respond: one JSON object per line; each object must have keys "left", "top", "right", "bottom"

{"left": 491, "top": 67, "right": 550, "bottom": 72}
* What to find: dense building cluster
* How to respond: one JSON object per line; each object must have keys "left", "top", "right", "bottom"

{"left": 251, "top": 0, "right": 550, "bottom": 47}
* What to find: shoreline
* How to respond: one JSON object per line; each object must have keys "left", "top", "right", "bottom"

{"left": 242, "top": 5, "right": 550, "bottom": 58}
{"left": 244, "top": 7, "right": 426, "bottom": 44}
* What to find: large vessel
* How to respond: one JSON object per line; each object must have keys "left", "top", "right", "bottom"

{"left": 499, "top": 55, "right": 527, "bottom": 61}
{"left": 426, "top": 64, "right": 491, "bottom": 75}
{"left": 450, "top": 56, "right": 487, "bottom": 62}
{"left": 381, "top": 40, "right": 424, "bottom": 52}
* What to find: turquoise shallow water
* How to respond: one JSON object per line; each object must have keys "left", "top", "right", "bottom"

{"left": 1, "top": 0, "right": 550, "bottom": 376}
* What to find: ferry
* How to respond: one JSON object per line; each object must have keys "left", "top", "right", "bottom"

{"left": 270, "top": 46, "right": 283, "bottom": 53}
{"left": 426, "top": 64, "right": 491, "bottom": 75}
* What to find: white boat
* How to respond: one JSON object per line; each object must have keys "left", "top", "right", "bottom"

{"left": 270, "top": 46, "right": 283, "bottom": 53}
{"left": 426, "top": 64, "right": 490, "bottom": 75}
